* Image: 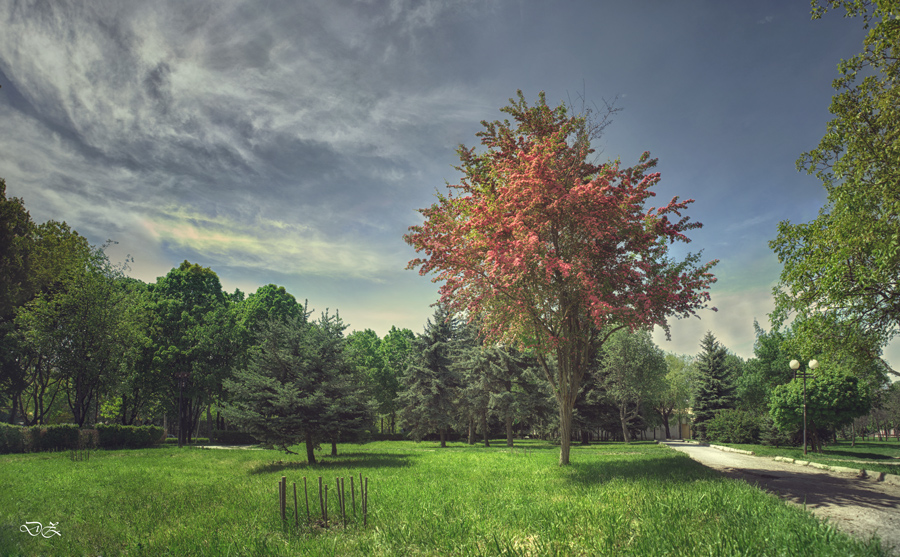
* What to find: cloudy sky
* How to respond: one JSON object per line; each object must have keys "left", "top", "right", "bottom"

{"left": 1, "top": 0, "right": 892, "bottom": 364}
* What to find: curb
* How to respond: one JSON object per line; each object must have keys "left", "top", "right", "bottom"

{"left": 772, "top": 455, "right": 900, "bottom": 484}
{"left": 709, "top": 444, "right": 755, "bottom": 456}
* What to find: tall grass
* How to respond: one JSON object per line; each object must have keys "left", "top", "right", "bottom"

{"left": 0, "top": 440, "right": 887, "bottom": 556}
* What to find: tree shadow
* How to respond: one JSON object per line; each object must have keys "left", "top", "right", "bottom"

{"left": 564, "top": 452, "right": 718, "bottom": 486}
{"left": 248, "top": 452, "right": 413, "bottom": 475}
{"left": 821, "top": 449, "right": 899, "bottom": 461}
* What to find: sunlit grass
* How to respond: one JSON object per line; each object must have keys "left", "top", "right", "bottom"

{"left": 713, "top": 440, "right": 900, "bottom": 475}
{"left": 0, "top": 440, "right": 887, "bottom": 556}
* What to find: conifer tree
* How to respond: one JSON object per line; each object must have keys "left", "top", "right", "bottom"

{"left": 398, "top": 305, "right": 460, "bottom": 447}
{"left": 692, "top": 331, "right": 735, "bottom": 441}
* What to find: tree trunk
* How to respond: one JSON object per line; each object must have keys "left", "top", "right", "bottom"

{"left": 662, "top": 411, "right": 671, "bottom": 439}
{"left": 506, "top": 414, "right": 514, "bottom": 447}
{"left": 468, "top": 416, "right": 475, "bottom": 445}
{"left": 558, "top": 399, "right": 573, "bottom": 465}
{"left": 207, "top": 404, "right": 212, "bottom": 438}
{"left": 482, "top": 411, "right": 490, "bottom": 447}
{"left": 620, "top": 402, "right": 632, "bottom": 444}
{"left": 331, "top": 440, "right": 338, "bottom": 456}
{"left": 305, "top": 430, "right": 316, "bottom": 464}
{"left": 580, "top": 430, "right": 590, "bottom": 445}
{"left": 439, "top": 428, "right": 447, "bottom": 448}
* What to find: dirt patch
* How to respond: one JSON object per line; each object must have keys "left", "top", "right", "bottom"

{"left": 662, "top": 441, "right": 900, "bottom": 554}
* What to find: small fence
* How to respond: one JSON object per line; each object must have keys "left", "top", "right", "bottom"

{"left": 277, "top": 474, "right": 369, "bottom": 529}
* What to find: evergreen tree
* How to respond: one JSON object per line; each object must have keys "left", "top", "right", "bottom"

{"left": 222, "top": 310, "right": 372, "bottom": 464}
{"left": 692, "top": 331, "right": 735, "bottom": 441}
{"left": 398, "top": 305, "right": 460, "bottom": 448}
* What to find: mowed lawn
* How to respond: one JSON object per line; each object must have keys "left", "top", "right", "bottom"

{"left": 707, "top": 440, "right": 900, "bottom": 476}
{"left": 0, "top": 440, "right": 887, "bottom": 556}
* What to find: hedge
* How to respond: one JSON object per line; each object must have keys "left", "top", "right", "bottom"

{"left": 32, "top": 424, "right": 81, "bottom": 452}
{"left": 0, "top": 423, "right": 26, "bottom": 454}
{"left": 96, "top": 424, "right": 165, "bottom": 449}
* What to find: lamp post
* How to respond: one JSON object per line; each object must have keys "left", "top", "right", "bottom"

{"left": 789, "top": 359, "right": 819, "bottom": 455}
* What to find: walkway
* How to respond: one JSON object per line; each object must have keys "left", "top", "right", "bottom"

{"left": 662, "top": 441, "right": 900, "bottom": 554}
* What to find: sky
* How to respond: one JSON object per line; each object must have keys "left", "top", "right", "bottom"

{"left": 1, "top": 0, "right": 895, "bottom": 366}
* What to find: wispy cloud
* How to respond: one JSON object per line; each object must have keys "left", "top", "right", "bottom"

{"left": 143, "top": 206, "right": 400, "bottom": 280}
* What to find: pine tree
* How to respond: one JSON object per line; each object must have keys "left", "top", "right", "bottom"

{"left": 692, "top": 331, "right": 735, "bottom": 441}
{"left": 222, "top": 311, "right": 372, "bottom": 464}
{"left": 398, "top": 305, "right": 460, "bottom": 447}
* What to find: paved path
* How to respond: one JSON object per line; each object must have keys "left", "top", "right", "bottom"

{"left": 662, "top": 441, "right": 900, "bottom": 554}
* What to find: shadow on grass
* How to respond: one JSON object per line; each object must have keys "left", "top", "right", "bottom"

{"left": 249, "top": 452, "right": 413, "bottom": 475}
{"left": 821, "top": 449, "right": 898, "bottom": 461}
{"left": 565, "top": 452, "right": 717, "bottom": 486}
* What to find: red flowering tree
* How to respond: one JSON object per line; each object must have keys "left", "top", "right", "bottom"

{"left": 405, "top": 91, "right": 718, "bottom": 464}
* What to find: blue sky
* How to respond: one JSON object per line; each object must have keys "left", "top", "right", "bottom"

{"left": 1, "top": 1, "right": 893, "bottom": 365}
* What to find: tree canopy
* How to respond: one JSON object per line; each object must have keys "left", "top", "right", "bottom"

{"left": 405, "top": 91, "right": 717, "bottom": 464}
{"left": 770, "top": 0, "right": 900, "bottom": 377}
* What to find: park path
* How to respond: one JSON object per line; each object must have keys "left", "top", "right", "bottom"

{"left": 661, "top": 441, "right": 900, "bottom": 554}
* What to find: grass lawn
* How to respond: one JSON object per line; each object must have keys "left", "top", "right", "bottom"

{"left": 0, "top": 440, "right": 889, "bottom": 556}
{"left": 711, "top": 440, "right": 900, "bottom": 475}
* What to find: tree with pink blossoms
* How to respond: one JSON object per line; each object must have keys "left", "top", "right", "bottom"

{"left": 405, "top": 91, "right": 718, "bottom": 464}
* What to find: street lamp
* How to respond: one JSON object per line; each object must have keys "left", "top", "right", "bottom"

{"left": 789, "top": 358, "right": 819, "bottom": 455}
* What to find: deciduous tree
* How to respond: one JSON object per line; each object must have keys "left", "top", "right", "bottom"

{"left": 771, "top": 0, "right": 900, "bottom": 377}
{"left": 405, "top": 91, "right": 717, "bottom": 464}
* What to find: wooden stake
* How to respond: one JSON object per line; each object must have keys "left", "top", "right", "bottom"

{"left": 280, "top": 476, "right": 286, "bottom": 521}
{"left": 318, "top": 476, "right": 325, "bottom": 523}
{"left": 339, "top": 477, "right": 346, "bottom": 526}
{"left": 293, "top": 482, "right": 298, "bottom": 527}
{"left": 304, "top": 477, "right": 310, "bottom": 523}
{"left": 363, "top": 476, "right": 368, "bottom": 527}
{"left": 351, "top": 476, "right": 356, "bottom": 515}
{"left": 324, "top": 484, "right": 329, "bottom": 528}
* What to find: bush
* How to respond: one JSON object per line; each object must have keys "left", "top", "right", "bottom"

{"left": 705, "top": 410, "right": 762, "bottom": 444}
{"left": 34, "top": 424, "right": 80, "bottom": 452}
{"left": 210, "top": 429, "right": 258, "bottom": 445}
{"left": 0, "top": 423, "right": 26, "bottom": 454}
{"left": 759, "top": 414, "right": 797, "bottom": 448}
{"left": 96, "top": 424, "right": 164, "bottom": 449}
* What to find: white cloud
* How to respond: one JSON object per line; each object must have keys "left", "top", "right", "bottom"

{"left": 142, "top": 206, "right": 400, "bottom": 280}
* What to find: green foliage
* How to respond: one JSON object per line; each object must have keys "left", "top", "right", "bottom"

{"left": 771, "top": 0, "right": 900, "bottom": 379}
{"left": 398, "top": 305, "right": 460, "bottom": 446}
{"left": 704, "top": 410, "right": 762, "bottom": 444}
{"left": 0, "top": 423, "right": 26, "bottom": 454}
{"left": 597, "top": 329, "right": 667, "bottom": 443}
{"left": 769, "top": 366, "right": 872, "bottom": 452}
{"left": 692, "top": 332, "right": 736, "bottom": 441}
{"left": 222, "top": 311, "right": 373, "bottom": 463}
{"left": 33, "top": 424, "right": 81, "bottom": 452}
{"left": 95, "top": 424, "right": 164, "bottom": 449}
{"left": 758, "top": 413, "right": 796, "bottom": 448}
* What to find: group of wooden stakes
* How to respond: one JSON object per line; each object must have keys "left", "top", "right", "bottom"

{"left": 278, "top": 474, "right": 369, "bottom": 529}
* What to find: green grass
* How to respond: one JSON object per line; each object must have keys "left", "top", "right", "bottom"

{"left": 0, "top": 440, "right": 888, "bottom": 556}
{"left": 711, "top": 440, "right": 900, "bottom": 475}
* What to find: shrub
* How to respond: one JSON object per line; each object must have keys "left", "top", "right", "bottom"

{"left": 96, "top": 424, "right": 164, "bottom": 449}
{"left": 759, "top": 414, "right": 797, "bottom": 448}
{"left": 704, "top": 409, "right": 762, "bottom": 444}
{"left": 34, "top": 424, "right": 80, "bottom": 452}
{"left": 0, "top": 423, "right": 26, "bottom": 454}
